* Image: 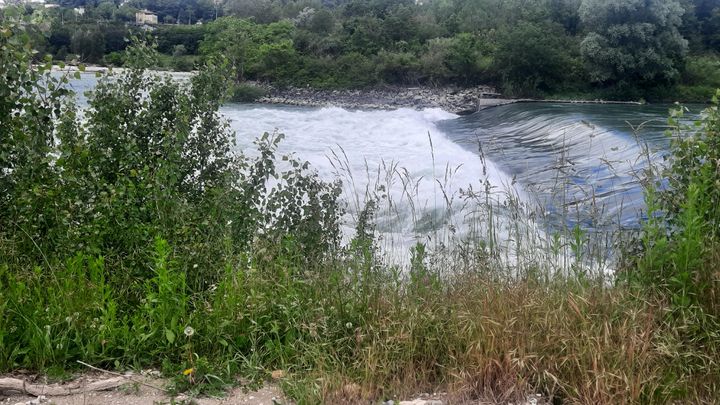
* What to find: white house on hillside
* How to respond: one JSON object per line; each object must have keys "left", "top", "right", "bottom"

{"left": 135, "top": 9, "right": 158, "bottom": 25}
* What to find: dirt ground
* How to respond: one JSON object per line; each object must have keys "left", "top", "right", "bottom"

{"left": 0, "top": 373, "right": 541, "bottom": 404}
{"left": 0, "top": 373, "right": 285, "bottom": 405}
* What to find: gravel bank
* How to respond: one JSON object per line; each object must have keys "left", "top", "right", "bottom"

{"left": 257, "top": 85, "right": 516, "bottom": 114}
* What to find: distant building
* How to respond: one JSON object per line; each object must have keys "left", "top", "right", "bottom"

{"left": 73, "top": 6, "right": 84, "bottom": 15}
{"left": 135, "top": 9, "right": 158, "bottom": 25}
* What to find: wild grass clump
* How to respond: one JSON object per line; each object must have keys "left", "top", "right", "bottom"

{"left": 1, "top": 15, "right": 720, "bottom": 404}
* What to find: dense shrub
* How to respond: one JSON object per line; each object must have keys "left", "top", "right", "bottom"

{"left": 675, "top": 54, "right": 720, "bottom": 101}
{"left": 630, "top": 92, "right": 720, "bottom": 317}
{"left": 155, "top": 25, "right": 207, "bottom": 55}
{"left": 494, "top": 23, "right": 577, "bottom": 96}
{"left": 230, "top": 82, "right": 268, "bottom": 102}
{"left": 374, "top": 50, "right": 420, "bottom": 84}
{"left": 1, "top": 16, "right": 342, "bottom": 318}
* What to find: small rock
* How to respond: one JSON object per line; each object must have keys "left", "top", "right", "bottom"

{"left": 16, "top": 396, "right": 48, "bottom": 405}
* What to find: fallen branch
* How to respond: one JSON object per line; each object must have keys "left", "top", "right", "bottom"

{"left": 0, "top": 362, "right": 167, "bottom": 397}
{"left": 0, "top": 376, "right": 127, "bottom": 396}
{"left": 76, "top": 361, "right": 167, "bottom": 393}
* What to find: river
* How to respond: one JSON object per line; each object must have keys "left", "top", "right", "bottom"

{"left": 62, "top": 72, "right": 703, "bottom": 267}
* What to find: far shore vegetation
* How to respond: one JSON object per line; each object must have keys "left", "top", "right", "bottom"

{"left": 2, "top": 2, "right": 720, "bottom": 404}
{"left": 9, "top": 0, "right": 720, "bottom": 102}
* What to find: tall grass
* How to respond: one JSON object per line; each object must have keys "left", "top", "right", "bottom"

{"left": 1, "top": 16, "right": 720, "bottom": 404}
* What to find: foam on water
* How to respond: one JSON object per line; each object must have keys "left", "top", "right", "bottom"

{"left": 61, "top": 70, "right": 697, "bottom": 272}
{"left": 221, "top": 105, "right": 512, "bottom": 241}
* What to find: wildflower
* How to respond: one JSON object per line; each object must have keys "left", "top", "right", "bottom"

{"left": 184, "top": 326, "right": 195, "bottom": 337}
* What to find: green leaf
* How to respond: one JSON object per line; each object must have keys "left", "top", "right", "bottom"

{"left": 165, "top": 328, "right": 176, "bottom": 344}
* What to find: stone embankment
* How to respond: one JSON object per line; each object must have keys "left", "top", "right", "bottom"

{"left": 257, "top": 85, "right": 516, "bottom": 115}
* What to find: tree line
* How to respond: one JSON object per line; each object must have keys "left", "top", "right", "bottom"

{"left": 17, "top": 0, "right": 720, "bottom": 99}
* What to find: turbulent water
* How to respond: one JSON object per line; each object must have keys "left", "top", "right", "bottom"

{"left": 439, "top": 103, "right": 691, "bottom": 229}
{"left": 226, "top": 102, "right": 695, "bottom": 229}
{"left": 63, "top": 72, "right": 703, "bottom": 263}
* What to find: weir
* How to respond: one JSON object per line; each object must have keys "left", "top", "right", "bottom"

{"left": 60, "top": 72, "right": 700, "bottom": 266}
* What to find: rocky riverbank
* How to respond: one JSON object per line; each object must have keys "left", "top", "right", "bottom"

{"left": 255, "top": 85, "right": 645, "bottom": 114}
{"left": 257, "top": 85, "right": 517, "bottom": 114}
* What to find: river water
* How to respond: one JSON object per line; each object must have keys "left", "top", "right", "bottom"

{"left": 63, "top": 72, "right": 703, "bottom": 266}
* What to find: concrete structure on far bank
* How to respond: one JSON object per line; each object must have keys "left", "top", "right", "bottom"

{"left": 135, "top": 9, "right": 158, "bottom": 25}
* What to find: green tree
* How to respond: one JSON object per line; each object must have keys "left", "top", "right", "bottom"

{"left": 116, "top": 4, "right": 138, "bottom": 21}
{"left": 419, "top": 38, "right": 452, "bottom": 84}
{"left": 0, "top": 12, "right": 70, "bottom": 262}
{"left": 252, "top": 39, "right": 299, "bottom": 81}
{"left": 200, "top": 17, "right": 295, "bottom": 82}
{"left": 547, "top": 0, "right": 581, "bottom": 35}
{"left": 579, "top": 0, "right": 688, "bottom": 87}
{"left": 375, "top": 50, "right": 419, "bottom": 84}
{"left": 95, "top": 1, "right": 116, "bottom": 20}
{"left": 343, "top": 16, "right": 388, "bottom": 55}
{"left": 70, "top": 26, "right": 106, "bottom": 63}
{"left": 493, "top": 22, "right": 575, "bottom": 95}
{"left": 444, "top": 33, "right": 492, "bottom": 85}
{"left": 309, "top": 8, "right": 334, "bottom": 34}
{"left": 224, "top": 0, "right": 280, "bottom": 23}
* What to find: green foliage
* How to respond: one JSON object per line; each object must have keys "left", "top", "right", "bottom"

{"left": 103, "top": 51, "right": 124, "bottom": 67}
{"left": 579, "top": 0, "right": 688, "bottom": 88}
{"left": 624, "top": 99, "right": 720, "bottom": 401}
{"left": 156, "top": 25, "right": 207, "bottom": 55}
{"left": 632, "top": 93, "right": 720, "bottom": 318}
{"left": 69, "top": 26, "right": 106, "bottom": 63}
{"left": 122, "top": 0, "right": 217, "bottom": 24}
{"left": 1, "top": 17, "right": 344, "bottom": 373}
{"left": 14, "top": 0, "right": 720, "bottom": 97}
{"left": 494, "top": 22, "right": 576, "bottom": 95}
{"left": 223, "top": 0, "right": 281, "bottom": 23}
{"left": 375, "top": 50, "right": 419, "bottom": 84}
{"left": 95, "top": 1, "right": 115, "bottom": 20}
{"left": 199, "top": 18, "right": 297, "bottom": 82}
{"left": 442, "top": 33, "right": 493, "bottom": 84}
{"left": 675, "top": 54, "right": 720, "bottom": 102}
{"left": 229, "top": 82, "right": 267, "bottom": 102}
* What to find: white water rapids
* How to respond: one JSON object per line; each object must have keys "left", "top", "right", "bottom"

{"left": 62, "top": 71, "right": 702, "bottom": 272}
